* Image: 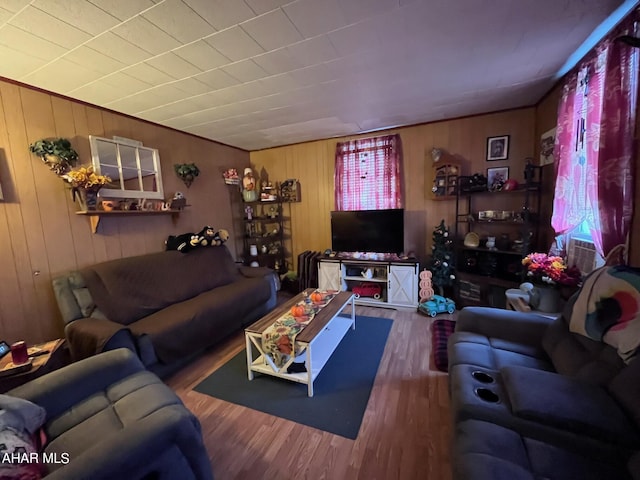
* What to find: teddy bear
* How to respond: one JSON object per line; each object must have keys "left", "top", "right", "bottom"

{"left": 196, "top": 226, "right": 216, "bottom": 247}
{"left": 212, "top": 229, "right": 229, "bottom": 246}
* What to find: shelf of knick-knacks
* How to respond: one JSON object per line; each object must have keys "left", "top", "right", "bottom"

{"left": 76, "top": 210, "right": 181, "bottom": 234}
{"left": 432, "top": 163, "right": 460, "bottom": 199}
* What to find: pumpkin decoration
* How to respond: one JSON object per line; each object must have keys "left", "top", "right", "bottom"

{"left": 310, "top": 292, "right": 324, "bottom": 303}
{"left": 290, "top": 305, "right": 305, "bottom": 317}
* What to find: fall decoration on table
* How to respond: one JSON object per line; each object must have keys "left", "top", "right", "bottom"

{"left": 63, "top": 166, "right": 111, "bottom": 211}
{"left": 28, "top": 138, "right": 79, "bottom": 176}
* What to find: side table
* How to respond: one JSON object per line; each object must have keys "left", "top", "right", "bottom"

{"left": 0, "top": 339, "right": 69, "bottom": 393}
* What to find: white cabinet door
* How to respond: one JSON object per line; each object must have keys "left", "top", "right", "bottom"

{"left": 318, "top": 261, "right": 341, "bottom": 291}
{"left": 388, "top": 264, "right": 418, "bottom": 306}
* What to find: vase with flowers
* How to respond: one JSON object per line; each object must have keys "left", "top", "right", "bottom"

{"left": 521, "top": 253, "right": 582, "bottom": 312}
{"left": 63, "top": 166, "right": 111, "bottom": 211}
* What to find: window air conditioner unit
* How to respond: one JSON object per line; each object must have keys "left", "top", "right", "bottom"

{"left": 567, "top": 237, "right": 598, "bottom": 275}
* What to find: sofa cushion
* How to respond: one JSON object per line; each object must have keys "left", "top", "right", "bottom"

{"left": 454, "top": 419, "right": 633, "bottom": 480}
{"left": 129, "top": 276, "right": 272, "bottom": 363}
{"left": 43, "top": 369, "right": 182, "bottom": 473}
{"left": 502, "top": 365, "right": 639, "bottom": 446}
{"left": 82, "top": 247, "right": 240, "bottom": 325}
{"left": 542, "top": 316, "right": 624, "bottom": 385}
{"left": 448, "top": 331, "right": 553, "bottom": 371}
{"left": 570, "top": 265, "right": 640, "bottom": 362}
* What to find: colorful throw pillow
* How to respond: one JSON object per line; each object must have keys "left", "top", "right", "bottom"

{"left": 569, "top": 265, "right": 640, "bottom": 362}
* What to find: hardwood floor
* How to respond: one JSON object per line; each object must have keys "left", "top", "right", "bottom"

{"left": 165, "top": 304, "right": 454, "bottom": 480}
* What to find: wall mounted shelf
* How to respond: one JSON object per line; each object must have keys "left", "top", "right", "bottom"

{"left": 76, "top": 210, "right": 181, "bottom": 233}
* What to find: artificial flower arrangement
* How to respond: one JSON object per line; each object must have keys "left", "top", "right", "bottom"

{"left": 522, "top": 252, "right": 582, "bottom": 286}
{"left": 63, "top": 165, "right": 111, "bottom": 191}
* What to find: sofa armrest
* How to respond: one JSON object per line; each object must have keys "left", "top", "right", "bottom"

{"left": 64, "top": 316, "right": 135, "bottom": 361}
{"left": 44, "top": 405, "right": 213, "bottom": 480}
{"left": 8, "top": 349, "right": 144, "bottom": 419}
{"left": 457, "top": 307, "right": 555, "bottom": 346}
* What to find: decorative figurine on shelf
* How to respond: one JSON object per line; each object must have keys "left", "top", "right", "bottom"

{"left": 418, "top": 294, "right": 456, "bottom": 317}
{"left": 223, "top": 168, "right": 240, "bottom": 185}
{"left": 242, "top": 167, "right": 258, "bottom": 202}
{"left": 168, "top": 191, "right": 187, "bottom": 210}
{"left": 245, "top": 205, "right": 253, "bottom": 220}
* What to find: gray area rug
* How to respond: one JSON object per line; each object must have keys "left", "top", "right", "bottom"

{"left": 194, "top": 315, "right": 392, "bottom": 439}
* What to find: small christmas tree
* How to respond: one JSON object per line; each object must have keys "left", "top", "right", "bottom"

{"left": 429, "top": 219, "right": 455, "bottom": 295}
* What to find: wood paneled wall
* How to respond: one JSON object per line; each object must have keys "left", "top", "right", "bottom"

{"left": 250, "top": 108, "right": 536, "bottom": 272}
{"left": 0, "top": 79, "right": 249, "bottom": 344}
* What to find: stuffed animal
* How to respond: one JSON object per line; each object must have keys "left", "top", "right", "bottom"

{"left": 168, "top": 191, "right": 187, "bottom": 210}
{"left": 212, "top": 229, "right": 229, "bottom": 246}
{"left": 165, "top": 232, "right": 200, "bottom": 253}
{"left": 196, "top": 226, "right": 216, "bottom": 247}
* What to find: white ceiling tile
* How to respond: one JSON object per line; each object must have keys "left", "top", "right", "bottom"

{"left": 112, "top": 15, "right": 181, "bottom": 55}
{"left": 183, "top": 0, "right": 256, "bottom": 30}
{"left": 241, "top": 9, "right": 303, "bottom": 52}
{"left": 87, "top": 0, "right": 156, "bottom": 21}
{"left": 101, "top": 71, "right": 153, "bottom": 96}
{"left": 122, "top": 62, "right": 175, "bottom": 85}
{"left": 288, "top": 63, "right": 336, "bottom": 86}
{"left": 9, "top": 6, "right": 91, "bottom": 49}
{"left": 68, "top": 80, "right": 124, "bottom": 105}
{"left": 173, "top": 40, "right": 230, "bottom": 70}
{"left": 283, "top": 0, "right": 348, "bottom": 38}
{"left": 287, "top": 35, "right": 339, "bottom": 66}
{"left": 337, "top": 0, "right": 399, "bottom": 24}
{"left": 1, "top": 1, "right": 31, "bottom": 14}
{"left": 253, "top": 48, "right": 302, "bottom": 75}
{"left": 0, "top": 24, "right": 68, "bottom": 60}
{"left": 328, "top": 20, "right": 383, "bottom": 56}
{"left": 137, "top": 98, "right": 202, "bottom": 121}
{"left": 138, "top": 83, "right": 192, "bottom": 105}
{"left": 85, "top": 31, "right": 152, "bottom": 63}
{"left": 142, "top": 0, "right": 217, "bottom": 43}
{"left": 63, "top": 45, "right": 128, "bottom": 74}
{"left": 221, "top": 59, "right": 267, "bottom": 82}
{"left": 204, "top": 26, "right": 265, "bottom": 61}
{"left": 146, "top": 52, "right": 203, "bottom": 79}
{"left": 105, "top": 90, "right": 166, "bottom": 113}
{"left": 171, "top": 77, "right": 213, "bottom": 95}
{"left": 64, "top": 46, "right": 127, "bottom": 75}
{"left": 244, "top": 0, "right": 292, "bottom": 15}
{"left": 0, "top": 7, "right": 14, "bottom": 24}
{"left": 194, "top": 69, "right": 239, "bottom": 90}
{"left": 0, "top": 44, "right": 48, "bottom": 78}
{"left": 21, "top": 58, "right": 105, "bottom": 93}
{"left": 31, "top": 0, "right": 121, "bottom": 35}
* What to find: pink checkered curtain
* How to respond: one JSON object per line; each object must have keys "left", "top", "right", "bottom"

{"left": 334, "top": 134, "right": 403, "bottom": 211}
{"left": 552, "top": 13, "right": 639, "bottom": 258}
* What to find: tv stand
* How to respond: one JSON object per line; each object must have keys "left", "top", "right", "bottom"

{"left": 318, "top": 257, "right": 418, "bottom": 308}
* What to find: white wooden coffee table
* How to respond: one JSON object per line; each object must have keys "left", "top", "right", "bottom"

{"left": 245, "top": 289, "right": 355, "bottom": 397}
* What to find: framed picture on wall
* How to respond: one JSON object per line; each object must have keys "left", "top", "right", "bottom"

{"left": 486, "top": 135, "right": 510, "bottom": 161}
{"left": 539, "top": 127, "right": 556, "bottom": 166}
{"left": 487, "top": 166, "right": 509, "bottom": 190}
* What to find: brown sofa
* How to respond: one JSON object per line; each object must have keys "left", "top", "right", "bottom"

{"left": 52, "top": 246, "right": 278, "bottom": 377}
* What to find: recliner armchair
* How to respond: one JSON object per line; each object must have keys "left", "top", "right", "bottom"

{"left": 8, "top": 348, "right": 213, "bottom": 480}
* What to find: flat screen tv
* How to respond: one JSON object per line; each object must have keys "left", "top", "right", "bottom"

{"left": 331, "top": 209, "right": 404, "bottom": 254}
